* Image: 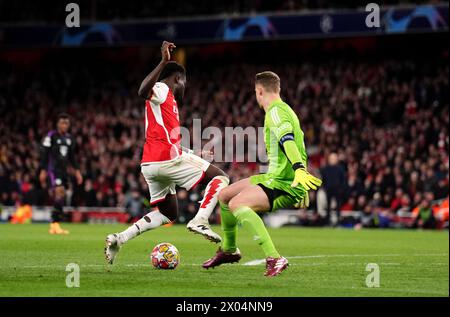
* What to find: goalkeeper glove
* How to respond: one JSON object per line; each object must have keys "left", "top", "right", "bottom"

{"left": 294, "top": 192, "right": 310, "bottom": 209}
{"left": 291, "top": 163, "right": 323, "bottom": 190}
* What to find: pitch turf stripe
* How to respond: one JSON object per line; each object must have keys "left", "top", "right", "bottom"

{"left": 14, "top": 262, "right": 449, "bottom": 270}
{"left": 312, "top": 285, "right": 449, "bottom": 296}
{"left": 13, "top": 262, "right": 406, "bottom": 269}
{"left": 10, "top": 252, "right": 447, "bottom": 269}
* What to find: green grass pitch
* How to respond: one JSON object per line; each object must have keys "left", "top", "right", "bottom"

{"left": 0, "top": 223, "right": 448, "bottom": 297}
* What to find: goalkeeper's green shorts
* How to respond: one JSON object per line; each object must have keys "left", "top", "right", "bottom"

{"left": 250, "top": 174, "right": 306, "bottom": 212}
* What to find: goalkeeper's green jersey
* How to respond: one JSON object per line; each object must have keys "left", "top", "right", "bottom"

{"left": 250, "top": 98, "right": 307, "bottom": 202}
{"left": 265, "top": 98, "right": 307, "bottom": 178}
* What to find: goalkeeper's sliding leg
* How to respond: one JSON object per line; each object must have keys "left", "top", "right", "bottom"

{"left": 202, "top": 178, "right": 290, "bottom": 277}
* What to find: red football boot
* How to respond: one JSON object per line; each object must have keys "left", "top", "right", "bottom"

{"left": 264, "top": 256, "right": 289, "bottom": 277}
{"left": 202, "top": 248, "right": 241, "bottom": 269}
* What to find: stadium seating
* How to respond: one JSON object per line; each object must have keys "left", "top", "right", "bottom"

{"left": 0, "top": 44, "right": 448, "bottom": 228}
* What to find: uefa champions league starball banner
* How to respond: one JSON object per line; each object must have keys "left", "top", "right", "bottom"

{"left": 0, "top": 4, "right": 448, "bottom": 47}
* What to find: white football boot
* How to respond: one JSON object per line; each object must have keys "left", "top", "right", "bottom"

{"left": 187, "top": 218, "right": 222, "bottom": 243}
{"left": 104, "top": 233, "right": 122, "bottom": 264}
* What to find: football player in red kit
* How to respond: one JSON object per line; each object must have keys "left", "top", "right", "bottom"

{"left": 105, "top": 41, "right": 229, "bottom": 264}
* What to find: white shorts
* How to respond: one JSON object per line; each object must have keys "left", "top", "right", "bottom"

{"left": 141, "top": 152, "right": 210, "bottom": 204}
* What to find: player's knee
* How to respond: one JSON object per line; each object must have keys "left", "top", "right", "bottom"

{"left": 218, "top": 186, "right": 232, "bottom": 205}
{"left": 213, "top": 174, "right": 229, "bottom": 187}
{"left": 205, "top": 164, "right": 228, "bottom": 180}
{"left": 213, "top": 166, "right": 228, "bottom": 179}
{"left": 228, "top": 197, "right": 245, "bottom": 213}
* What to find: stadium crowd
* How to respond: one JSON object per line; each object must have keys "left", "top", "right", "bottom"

{"left": 0, "top": 46, "right": 448, "bottom": 227}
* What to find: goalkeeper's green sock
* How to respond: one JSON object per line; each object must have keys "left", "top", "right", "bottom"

{"left": 220, "top": 201, "right": 238, "bottom": 253}
{"left": 234, "top": 206, "right": 280, "bottom": 258}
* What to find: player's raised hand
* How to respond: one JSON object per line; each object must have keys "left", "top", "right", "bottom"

{"left": 161, "top": 41, "right": 176, "bottom": 63}
{"left": 291, "top": 168, "right": 322, "bottom": 190}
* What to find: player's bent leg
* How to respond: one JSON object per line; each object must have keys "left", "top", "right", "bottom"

{"left": 202, "top": 247, "right": 242, "bottom": 269}
{"left": 219, "top": 201, "right": 237, "bottom": 252}
{"left": 49, "top": 185, "right": 69, "bottom": 235}
{"left": 104, "top": 233, "right": 122, "bottom": 265}
{"left": 229, "top": 186, "right": 288, "bottom": 277}
{"left": 104, "top": 195, "right": 176, "bottom": 265}
{"left": 201, "top": 163, "right": 228, "bottom": 184}
{"left": 264, "top": 256, "right": 289, "bottom": 277}
{"left": 227, "top": 184, "right": 271, "bottom": 212}
{"left": 187, "top": 164, "right": 229, "bottom": 243}
{"left": 201, "top": 200, "right": 243, "bottom": 269}
{"left": 105, "top": 208, "right": 172, "bottom": 265}
{"left": 155, "top": 194, "right": 179, "bottom": 222}
{"left": 202, "top": 178, "right": 256, "bottom": 268}
{"left": 218, "top": 178, "right": 252, "bottom": 205}
{"left": 218, "top": 178, "right": 253, "bottom": 250}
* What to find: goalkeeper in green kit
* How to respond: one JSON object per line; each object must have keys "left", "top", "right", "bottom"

{"left": 202, "top": 71, "right": 322, "bottom": 277}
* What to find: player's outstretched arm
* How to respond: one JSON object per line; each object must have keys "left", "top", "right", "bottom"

{"left": 138, "top": 41, "right": 176, "bottom": 99}
{"left": 282, "top": 140, "right": 322, "bottom": 190}
{"left": 269, "top": 106, "right": 322, "bottom": 191}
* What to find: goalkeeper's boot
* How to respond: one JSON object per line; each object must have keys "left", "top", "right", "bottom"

{"left": 104, "top": 233, "right": 122, "bottom": 265}
{"left": 49, "top": 222, "right": 69, "bottom": 235}
{"left": 264, "top": 256, "right": 289, "bottom": 277}
{"left": 187, "top": 217, "right": 222, "bottom": 243}
{"left": 202, "top": 248, "right": 241, "bottom": 269}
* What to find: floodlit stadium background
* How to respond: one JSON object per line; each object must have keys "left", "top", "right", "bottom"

{"left": 0, "top": 0, "right": 448, "bottom": 229}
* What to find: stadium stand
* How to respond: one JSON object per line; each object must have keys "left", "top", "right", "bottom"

{"left": 0, "top": 36, "right": 448, "bottom": 228}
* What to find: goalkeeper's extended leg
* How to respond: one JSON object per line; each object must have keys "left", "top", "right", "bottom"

{"left": 233, "top": 205, "right": 288, "bottom": 277}
{"left": 208, "top": 185, "right": 288, "bottom": 277}
{"left": 202, "top": 201, "right": 241, "bottom": 268}
{"left": 202, "top": 178, "right": 252, "bottom": 268}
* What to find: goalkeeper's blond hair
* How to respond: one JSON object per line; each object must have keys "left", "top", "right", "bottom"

{"left": 255, "top": 71, "right": 281, "bottom": 93}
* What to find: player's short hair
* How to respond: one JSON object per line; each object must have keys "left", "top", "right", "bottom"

{"left": 255, "top": 71, "right": 281, "bottom": 93}
{"left": 159, "top": 61, "right": 186, "bottom": 80}
{"left": 56, "top": 112, "right": 70, "bottom": 122}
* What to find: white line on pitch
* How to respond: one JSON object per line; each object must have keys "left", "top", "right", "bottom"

{"left": 5, "top": 253, "right": 446, "bottom": 269}
{"left": 15, "top": 262, "right": 404, "bottom": 269}
{"left": 242, "top": 253, "right": 449, "bottom": 266}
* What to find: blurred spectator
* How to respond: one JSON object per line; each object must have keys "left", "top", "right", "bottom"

{"left": 0, "top": 45, "right": 448, "bottom": 227}
{"left": 320, "top": 153, "right": 346, "bottom": 225}
{"left": 359, "top": 205, "right": 378, "bottom": 228}
{"left": 10, "top": 202, "right": 32, "bottom": 224}
{"left": 123, "top": 187, "right": 148, "bottom": 222}
{"left": 412, "top": 197, "right": 436, "bottom": 229}
{"left": 390, "top": 188, "right": 405, "bottom": 212}
{"left": 82, "top": 180, "right": 98, "bottom": 206}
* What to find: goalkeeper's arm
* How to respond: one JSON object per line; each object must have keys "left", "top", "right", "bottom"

{"left": 279, "top": 134, "right": 322, "bottom": 190}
